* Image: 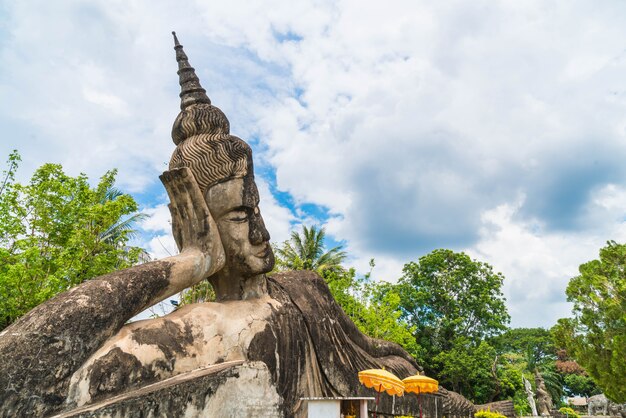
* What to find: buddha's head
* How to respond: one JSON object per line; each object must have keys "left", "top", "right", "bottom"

{"left": 168, "top": 32, "right": 274, "bottom": 300}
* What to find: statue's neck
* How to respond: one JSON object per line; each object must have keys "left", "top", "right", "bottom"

{"left": 210, "top": 271, "right": 268, "bottom": 301}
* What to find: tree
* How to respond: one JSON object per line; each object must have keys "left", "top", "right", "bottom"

{"left": 493, "top": 327, "right": 565, "bottom": 406}
{"left": 397, "top": 249, "right": 510, "bottom": 364}
{"left": 563, "top": 374, "right": 600, "bottom": 397}
{"left": 0, "top": 152, "right": 147, "bottom": 329}
{"left": 493, "top": 328, "right": 555, "bottom": 366}
{"left": 323, "top": 261, "right": 422, "bottom": 360}
{"left": 554, "top": 349, "right": 600, "bottom": 398}
{"left": 179, "top": 280, "right": 215, "bottom": 306}
{"left": 395, "top": 249, "right": 510, "bottom": 401}
{"left": 433, "top": 337, "right": 498, "bottom": 403}
{"left": 274, "top": 225, "right": 347, "bottom": 273}
{"left": 553, "top": 241, "right": 626, "bottom": 402}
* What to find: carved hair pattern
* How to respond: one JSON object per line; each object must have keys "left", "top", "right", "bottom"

{"left": 171, "top": 103, "right": 231, "bottom": 145}
{"left": 169, "top": 34, "right": 252, "bottom": 194}
{"left": 169, "top": 130, "right": 251, "bottom": 194}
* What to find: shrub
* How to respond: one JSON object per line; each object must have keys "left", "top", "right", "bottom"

{"left": 559, "top": 407, "right": 580, "bottom": 418}
{"left": 475, "top": 409, "right": 507, "bottom": 418}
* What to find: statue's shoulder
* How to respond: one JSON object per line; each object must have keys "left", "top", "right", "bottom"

{"left": 267, "top": 269, "right": 329, "bottom": 298}
{"left": 269, "top": 269, "right": 324, "bottom": 282}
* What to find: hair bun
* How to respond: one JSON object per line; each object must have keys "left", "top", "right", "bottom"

{"left": 171, "top": 103, "right": 231, "bottom": 145}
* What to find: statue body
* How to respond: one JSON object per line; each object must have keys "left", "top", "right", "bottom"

{"left": 523, "top": 376, "right": 539, "bottom": 416}
{"left": 0, "top": 33, "right": 478, "bottom": 418}
{"left": 534, "top": 371, "right": 553, "bottom": 416}
{"left": 589, "top": 394, "right": 609, "bottom": 416}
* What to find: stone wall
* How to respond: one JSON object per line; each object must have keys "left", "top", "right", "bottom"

{"left": 476, "top": 400, "right": 516, "bottom": 418}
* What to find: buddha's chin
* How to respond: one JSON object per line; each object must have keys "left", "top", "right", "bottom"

{"left": 238, "top": 248, "right": 275, "bottom": 277}
{"left": 259, "top": 250, "right": 274, "bottom": 274}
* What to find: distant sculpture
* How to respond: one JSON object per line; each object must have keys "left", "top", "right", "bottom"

{"left": 589, "top": 394, "right": 609, "bottom": 416}
{"left": 608, "top": 402, "right": 626, "bottom": 418}
{"left": 523, "top": 376, "right": 539, "bottom": 416}
{"left": 0, "top": 33, "right": 481, "bottom": 418}
{"left": 534, "top": 371, "right": 553, "bottom": 416}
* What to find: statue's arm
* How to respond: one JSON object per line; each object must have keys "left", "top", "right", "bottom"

{"left": 0, "top": 168, "right": 224, "bottom": 414}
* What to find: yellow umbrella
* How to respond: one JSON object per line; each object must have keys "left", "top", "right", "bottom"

{"left": 402, "top": 374, "right": 438, "bottom": 418}
{"left": 359, "top": 368, "right": 405, "bottom": 418}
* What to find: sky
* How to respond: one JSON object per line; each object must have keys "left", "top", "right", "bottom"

{"left": 2, "top": 1, "right": 626, "bottom": 328}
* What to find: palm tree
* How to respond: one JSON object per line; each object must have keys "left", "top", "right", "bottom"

{"left": 94, "top": 185, "right": 150, "bottom": 267}
{"left": 97, "top": 186, "right": 148, "bottom": 246}
{"left": 274, "top": 225, "right": 347, "bottom": 273}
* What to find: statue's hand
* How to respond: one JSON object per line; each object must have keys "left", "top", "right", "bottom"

{"left": 160, "top": 167, "right": 225, "bottom": 282}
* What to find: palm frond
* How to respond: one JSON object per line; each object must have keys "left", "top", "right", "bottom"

{"left": 274, "top": 225, "right": 345, "bottom": 274}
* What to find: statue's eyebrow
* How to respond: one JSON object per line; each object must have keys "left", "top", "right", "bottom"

{"left": 228, "top": 205, "right": 249, "bottom": 212}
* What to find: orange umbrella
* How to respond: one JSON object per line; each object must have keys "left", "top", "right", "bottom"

{"left": 403, "top": 374, "right": 438, "bottom": 418}
{"left": 359, "top": 368, "right": 405, "bottom": 418}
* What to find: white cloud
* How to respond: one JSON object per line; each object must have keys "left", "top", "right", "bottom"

{"left": 141, "top": 204, "right": 172, "bottom": 234}
{"left": 469, "top": 196, "right": 626, "bottom": 328}
{"left": 256, "top": 177, "right": 296, "bottom": 244}
{"left": 146, "top": 234, "right": 178, "bottom": 261}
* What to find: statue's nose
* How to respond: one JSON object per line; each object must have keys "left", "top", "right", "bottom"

{"left": 249, "top": 207, "right": 270, "bottom": 245}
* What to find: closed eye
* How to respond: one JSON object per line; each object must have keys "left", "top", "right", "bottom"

{"left": 224, "top": 207, "right": 248, "bottom": 222}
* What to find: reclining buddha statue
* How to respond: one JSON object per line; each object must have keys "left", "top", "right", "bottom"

{"left": 0, "top": 33, "right": 477, "bottom": 418}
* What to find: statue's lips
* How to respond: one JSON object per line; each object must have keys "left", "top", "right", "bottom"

{"left": 255, "top": 244, "right": 271, "bottom": 258}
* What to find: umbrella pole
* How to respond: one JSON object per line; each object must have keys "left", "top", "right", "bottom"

{"left": 373, "top": 383, "right": 382, "bottom": 418}
{"left": 419, "top": 388, "right": 422, "bottom": 418}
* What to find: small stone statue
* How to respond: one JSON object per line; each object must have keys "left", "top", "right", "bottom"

{"left": 534, "top": 370, "right": 553, "bottom": 416}
{"left": 523, "top": 376, "right": 539, "bottom": 416}
{"left": 588, "top": 394, "right": 609, "bottom": 416}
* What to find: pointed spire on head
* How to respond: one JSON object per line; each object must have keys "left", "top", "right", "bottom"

{"left": 172, "top": 31, "right": 211, "bottom": 110}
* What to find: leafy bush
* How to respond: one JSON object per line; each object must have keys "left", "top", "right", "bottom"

{"left": 475, "top": 409, "right": 507, "bottom": 418}
{"left": 559, "top": 407, "right": 580, "bottom": 418}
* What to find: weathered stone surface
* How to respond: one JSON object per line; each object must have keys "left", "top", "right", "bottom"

{"left": 476, "top": 400, "right": 516, "bottom": 418}
{"left": 54, "top": 361, "right": 282, "bottom": 418}
{"left": 65, "top": 295, "right": 278, "bottom": 408}
{"left": 64, "top": 269, "right": 458, "bottom": 417}
{"left": 0, "top": 261, "right": 172, "bottom": 417}
{"left": 588, "top": 394, "right": 609, "bottom": 416}
{"left": 264, "top": 270, "right": 421, "bottom": 416}
{"left": 535, "top": 370, "right": 553, "bottom": 416}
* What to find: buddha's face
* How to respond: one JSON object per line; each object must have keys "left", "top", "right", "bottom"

{"left": 205, "top": 175, "right": 274, "bottom": 278}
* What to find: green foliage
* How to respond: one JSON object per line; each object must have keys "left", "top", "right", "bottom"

{"left": 475, "top": 409, "right": 506, "bottom": 418}
{"left": 323, "top": 265, "right": 422, "bottom": 360}
{"left": 559, "top": 407, "right": 580, "bottom": 418}
{"left": 493, "top": 328, "right": 555, "bottom": 367}
{"left": 563, "top": 373, "right": 600, "bottom": 397}
{"left": 513, "top": 389, "right": 531, "bottom": 416}
{"left": 0, "top": 152, "right": 147, "bottom": 329}
{"left": 433, "top": 337, "right": 499, "bottom": 403}
{"left": 394, "top": 249, "right": 509, "bottom": 402}
{"left": 553, "top": 241, "right": 626, "bottom": 402}
{"left": 397, "top": 249, "right": 510, "bottom": 357}
{"left": 179, "top": 279, "right": 215, "bottom": 305}
{"left": 495, "top": 353, "right": 526, "bottom": 402}
{"left": 274, "top": 225, "right": 421, "bottom": 357}
{"left": 274, "top": 225, "right": 346, "bottom": 273}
